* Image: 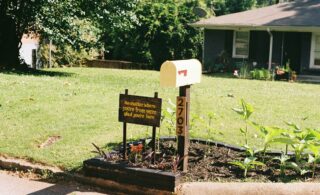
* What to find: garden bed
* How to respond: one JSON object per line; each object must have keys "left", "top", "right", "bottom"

{"left": 83, "top": 158, "right": 180, "bottom": 192}
{"left": 83, "top": 137, "right": 320, "bottom": 193}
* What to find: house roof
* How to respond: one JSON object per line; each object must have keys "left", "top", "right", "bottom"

{"left": 192, "top": 0, "right": 320, "bottom": 32}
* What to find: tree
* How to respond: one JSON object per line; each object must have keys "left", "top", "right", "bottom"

{"left": 0, "top": 0, "right": 43, "bottom": 68}
{"left": 210, "top": 0, "right": 278, "bottom": 16}
{"left": 37, "top": 0, "right": 102, "bottom": 67}
{"left": 103, "top": 0, "right": 204, "bottom": 69}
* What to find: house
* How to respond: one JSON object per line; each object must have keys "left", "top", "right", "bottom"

{"left": 20, "top": 34, "right": 39, "bottom": 68}
{"left": 192, "top": 0, "right": 320, "bottom": 74}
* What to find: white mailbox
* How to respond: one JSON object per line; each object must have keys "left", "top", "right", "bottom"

{"left": 160, "top": 59, "right": 202, "bottom": 88}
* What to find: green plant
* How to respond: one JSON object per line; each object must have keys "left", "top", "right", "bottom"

{"left": 251, "top": 123, "right": 285, "bottom": 160}
{"left": 205, "top": 112, "right": 222, "bottom": 142}
{"left": 161, "top": 99, "right": 176, "bottom": 137}
{"left": 233, "top": 99, "right": 254, "bottom": 146}
{"left": 250, "top": 68, "right": 271, "bottom": 80}
{"left": 308, "top": 145, "right": 320, "bottom": 178}
{"left": 279, "top": 122, "right": 317, "bottom": 163}
{"left": 239, "top": 62, "right": 251, "bottom": 79}
{"left": 285, "top": 59, "right": 291, "bottom": 73}
{"left": 273, "top": 154, "right": 291, "bottom": 176}
{"left": 287, "top": 162, "right": 310, "bottom": 176}
{"left": 243, "top": 144, "right": 261, "bottom": 158}
{"left": 189, "top": 113, "right": 204, "bottom": 138}
{"left": 229, "top": 157, "right": 265, "bottom": 177}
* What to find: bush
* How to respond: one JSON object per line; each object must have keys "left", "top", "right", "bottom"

{"left": 250, "top": 68, "right": 271, "bottom": 80}
{"left": 38, "top": 42, "right": 99, "bottom": 68}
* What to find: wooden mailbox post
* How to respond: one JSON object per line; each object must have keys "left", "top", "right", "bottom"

{"left": 160, "top": 59, "right": 202, "bottom": 172}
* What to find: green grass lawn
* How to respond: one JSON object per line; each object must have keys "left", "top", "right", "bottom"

{"left": 0, "top": 68, "right": 320, "bottom": 170}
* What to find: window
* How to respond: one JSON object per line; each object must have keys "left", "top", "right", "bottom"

{"left": 310, "top": 33, "right": 320, "bottom": 68}
{"left": 233, "top": 31, "right": 250, "bottom": 58}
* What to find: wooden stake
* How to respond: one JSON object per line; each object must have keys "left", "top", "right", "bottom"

{"left": 152, "top": 92, "right": 158, "bottom": 164}
{"left": 178, "top": 85, "right": 190, "bottom": 172}
{"left": 123, "top": 89, "right": 128, "bottom": 160}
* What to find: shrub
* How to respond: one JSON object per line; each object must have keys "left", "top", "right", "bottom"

{"left": 250, "top": 68, "right": 271, "bottom": 80}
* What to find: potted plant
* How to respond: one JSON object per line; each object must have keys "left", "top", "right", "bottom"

{"left": 291, "top": 71, "right": 297, "bottom": 81}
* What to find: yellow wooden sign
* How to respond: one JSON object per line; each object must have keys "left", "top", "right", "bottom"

{"left": 176, "top": 96, "right": 187, "bottom": 136}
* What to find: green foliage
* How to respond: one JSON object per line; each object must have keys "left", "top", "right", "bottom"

{"left": 250, "top": 69, "right": 271, "bottom": 80}
{"left": 0, "top": 0, "right": 44, "bottom": 66}
{"left": 161, "top": 99, "right": 176, "bottom": 137}
{"left": 273, "top": 154, "right": 291, "bottom": 176}
{"left": 233, "top": 99, "right": 254, "bottom": 147}
{"left": 233, "top": 99, "right": 320, "bottom": 178}
{"left": 37, "top": 1, "right": 102, "bottom": 66}
{"left": 308, "top": 144, "right": 320, "bottom": 178}
{"left": 233, "top": 99, "right": 254, "bottom": 121}
{"left": 229, "top": 157, "right": 265, "bottom": 177}
{"left": 239, "top": 63, "right": 251, "bottom": 79}
{"left": 279, "top": 123, "right": 318, "bottom": 163}
{"left": 251, "top": 123, "right": 285, "bottom": 160}
{"left": 211, "top": 0, "right": 277, "bottom": 16}
{"left": 189, "top": 112, "right": 222, "bottom": 140}
{"left": 287, "top": 162, "right": 310, "bottom": 176}
{"left": 209, "top": 0, "right": 254, "bottom": 16}
{"left": 123, "top": 0, "right": 204, "bottom": 69}
{"left": 38, "top": 42, "right": 99, "bottom": 68}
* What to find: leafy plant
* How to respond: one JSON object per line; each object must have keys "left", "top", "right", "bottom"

{"left": 161, "top": 99, "right": 176, "bottom": 137}
{"left": 250, "top": 68, "right": 271, "bottom": 80}
{"left": 251, "top": 123, "right": 285, "bottom": 160}
{"left": 189, "top": 112, "right": 222, "bottom": 142}
{"left": 205, "top": 112, "right": 223, "bottom": 142}
{"left": 243, "top": 144, "right": 261, "bottom": 158}
{"left": 239, "top": 62, "right": 251, "bottom": 79}
{"left": 229, "top": 157, "right": 265, "bottom": 177}
{"left": 287, "top": 162, "right": 310, "bottom": 176}
{"left": 189, "top": 113, "right": 204, "bottom": 138}
{"left": 273, "top": 154, "right": 291, "bottom": 176}
{"left": 233, "top": 99, "right": 254, "bottom": 146}
{"left": 308, "top": 145, "right": 320, "bottom": 178}
{"left": 279, "top": 122, "right": 317, "bottom": 163}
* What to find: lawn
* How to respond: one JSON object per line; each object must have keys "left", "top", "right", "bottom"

{"left": 0, "top": 68, "right": 320, "bottom": 170}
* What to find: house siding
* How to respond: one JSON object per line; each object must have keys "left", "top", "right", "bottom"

{"left": 203, "top": 29, "right": 313, "bottom": 73}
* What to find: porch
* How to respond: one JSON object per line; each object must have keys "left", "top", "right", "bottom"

{"left": 203, "top": 30, "right": 314, "bottom": 74}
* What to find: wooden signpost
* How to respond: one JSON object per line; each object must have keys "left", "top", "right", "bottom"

{"left": 160, "top": 59, "right": 202, "bottom": 172}
{"left": 119, "top": 89, "right": 162, "bottom": 162}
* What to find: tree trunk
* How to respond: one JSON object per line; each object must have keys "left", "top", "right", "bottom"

{"left": 0, "top": 15, "right": 20, "bottom": 68}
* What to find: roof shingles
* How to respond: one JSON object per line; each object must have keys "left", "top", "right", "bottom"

{"left": 192, "top": 0, "right": 320, "bottom": 29}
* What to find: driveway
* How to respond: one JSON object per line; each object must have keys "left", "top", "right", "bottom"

{"left": 0, "top": 172, "right": 107, "bottom": 195}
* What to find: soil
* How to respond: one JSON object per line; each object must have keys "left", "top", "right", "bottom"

{"left": 102, "top": 139, "right": 320, "bottom": 183}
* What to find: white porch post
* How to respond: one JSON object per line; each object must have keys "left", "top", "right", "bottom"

{"left": 268, "top": 28, "right": 273, "bottom": 70}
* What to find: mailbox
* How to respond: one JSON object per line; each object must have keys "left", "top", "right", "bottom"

{"left": 160, "top": 59, "right": 202, "bottom": 88}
